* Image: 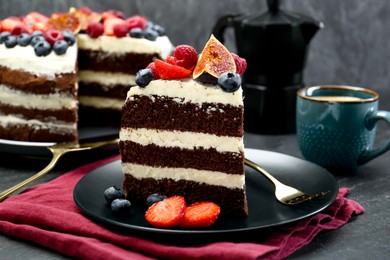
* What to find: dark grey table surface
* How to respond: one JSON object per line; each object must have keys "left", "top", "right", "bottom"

{"left": 0, "top": 128, "right": 389, "bottom": 259}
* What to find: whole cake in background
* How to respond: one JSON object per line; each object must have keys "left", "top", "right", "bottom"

{"left": 0, "top": 7, "right": 174, "bottom": 143}
{"left": 119, "top": 35, "right": 249, "bottom": 216}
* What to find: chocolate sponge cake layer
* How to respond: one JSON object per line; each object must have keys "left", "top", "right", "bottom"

{"left": 120, "top": 140, "right": 244, "bottom": 175}
{"left": 78, "top": 50, "right": 159, "bottom": 74}
{"left": 121, "top": 95, "right": 244, "bottom": 137}
{"left": 0, "top": 104, "right": 77, "bottom": 123}
{"left": 78, "top": 82, "right": 129, "bottom": 99}
{"left": 123, "top": 174, "right": 248, "bottom": 216}
{"left": 0, "top": 66, "right": 76, "bottom": 96}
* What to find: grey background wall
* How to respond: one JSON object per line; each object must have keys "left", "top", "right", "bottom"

{"left": 1, "top": 0, "right": 390, "bottom": 108}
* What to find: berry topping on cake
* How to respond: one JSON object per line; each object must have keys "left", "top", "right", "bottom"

{"left": 17, "top": 33, "right": 32, "bottom": 46}
{"left": 146, "top": 193, "right": 168, "bottom": 207}
{"left": 0, "top": 17, "right": 27, "bottom": 33}
{"left": 62, "top": 30, "right": 76, "bottom": 45}
{"left": 53, "top": 40, "right": 69, "bottom": 55}
{"left": 103, "top": 17, "right": 124, "bottom": 36}
{"left": 4, "top": 35, "right": 17, "bottom": 48}
{"left": 34, "top": 40, "right": 51, "bottom": 56}
{"left": 166, "top": 55, "right": 176, "bottom": 65}
{"left": 145, "top": 195, "right": 186, "bottom": 228}
{"left": 129, "top": 27, "right": 143, "bottom": 38}
{"left": 0, "top": 32, "right": 11, "bottom": 44}
{"left": 127, "top": 15, "right": 148, "bottom": 31}
{"left": 154, "top": 59, "right": 192, "bottom": 79}
{"left": 231, "top": 53, "right": 247, "bottom": 75}
{"left": 218, "top": 72, "right": 242, "bottom": 93}
{"left": 179, "top": 201, "right": 221, "bottom": 228}
{"left": 43, "top": 29, "right": 64, "bottom": 45}
{"left": 146, "top": 62, "right": 160, "bottom": 79}
{"left": 174, "top": 45, "right": 198, "bottom": 69}
{"left": 113, "top": 21, "right": 130, "bottom": 38}
{"left": 11, "top": 25, "right": 29, "bottom": 36}
{"left": 30, "top": 35, "right": 45, "bottom": 46}
{"left": 86, "top": 22, "right": 104, "bottom": 38}
{"left": 104, "top": 186, "right": 125, "bottom": 204}
{"left": 135, "top": 68, "right": 154, "bottom": 87}
{"left": 105, "top": 10, "right": 125, "bottom": 20}
{"left": 144, "top": 28, "right": 159, "bottom": 41}
{"left": 193, "top": 34, "right": 236, "bottom": 79}
{"left": 47, "top": 12, "right": 81, "bottom": 33}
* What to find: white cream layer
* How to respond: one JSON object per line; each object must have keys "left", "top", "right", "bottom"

{"left": 77, "top": 34, "right": 174, "bottom": 60}
{"left": 78, "top": 70, "right": 136, "bottom": 87}
{"left": 0, "top": 44, "right": 77, "bottom": 80}
{"left": 120, "top": 128, "right": 244, "bottom": 153}
{"left": 122, "top": 163, "right": 245, "bottom": 189}
{"left": 79, "top": 96, "right": 124, "bottom": 110}
{"left": 0, "top": 84, "right": 77, "bottom": 110}
{"left": 127, "top": 79, "right": 243, "bottom": 107}
{"left": 0, "top": 114, "right": 76, "bottom": 132}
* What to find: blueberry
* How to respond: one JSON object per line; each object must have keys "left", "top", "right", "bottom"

{"left": 62, "top": 30, "right": 76, "bottom": 46}
{"left": 17, "top": 33, "right": 32, "bottom": 46}
{"left": 146, "top": 193, "right": 167, "bottom": 207}
{"left": 53, "top": 40, "right": 69, "bottom": 55}
{"left": 152, "top": 24, "right": 165, "bottom": 36}
{"left": 135, "top": 68, "right": 154, "bottom": 87}
{"left": 30, "top": 35, "right": 46, "bottom": 47}
{"left": 111, "top": 198, "right": 132, "bottom": 214}
{"left": 4, "top": 35, "right": 17, "bottom": 48}
{"left": 104, "top": 186, "right": 125, "bottom": 204}
{"left": 34, "top": 40, "right": 52, "bottom": 56}
{"left": 217, "top": 72, "right": 242, "bottom": 92}
{"left": 0, "top": 32, "right": 11, "bottom": 44}
{"left": 129, "top": 27, "right": 143, "bottom": 38}
{"left": 30, "top": 30, "right": 43, "bottom": 37}
{"left": 144, "top": 28, "right": 158, "bottom": 41}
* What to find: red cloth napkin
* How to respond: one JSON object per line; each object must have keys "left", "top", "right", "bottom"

{"left": 0, "top": 155, "right": 364, "bottom": 260}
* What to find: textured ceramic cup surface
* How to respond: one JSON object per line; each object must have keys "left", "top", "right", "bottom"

{"left": 296, "top": 85, "right": 390, "bottom": 172}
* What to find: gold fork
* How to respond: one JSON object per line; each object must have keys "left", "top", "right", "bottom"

{"left": 244, "top": 158, "right": 329, "bottom": 205}
{"left": 0, "top": 137, "right": 119, "bottom": 202}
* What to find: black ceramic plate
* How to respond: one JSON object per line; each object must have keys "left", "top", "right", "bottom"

{"left": 0, "top": 127, "right": 119, "bottom": 156}
{"left": 73, "top": 148, "right": 338, "bottom": 239}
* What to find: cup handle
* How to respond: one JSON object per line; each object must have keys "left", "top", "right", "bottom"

{"left": 212, "top": 15, "right": 236, "bottom": 44}
{"left": 358, "top": 110, "right": 390, "bottom": 165}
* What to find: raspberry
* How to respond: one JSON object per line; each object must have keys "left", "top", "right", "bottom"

{"left": 43, "top": 29, "right": 64, "bottom": 45}
{"left": 231, "top": 53, "right": 247, "bottom": 74}
{"left": 154, "top": 59, "right": 192, "bottom": 80}
{"left": 126, "top": 15, "right": 148, "bottom": 30}
{"left": 11, "top": 25, "right": 29, "bottom": 36}
{"left": 113, "top": 22, "right": 129, "bottom": 38}
{"left": 86, "top": 22, "right": 104, "bottom": 38}
{"left": 174, "top": 45, "right": 198, "bottom": 69}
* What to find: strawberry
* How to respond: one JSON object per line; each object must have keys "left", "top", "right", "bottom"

{"left": 126, "top": 15, "right": 148, "bottom": 30}
{"left": 179, "top": 201, "right": 221, "bottom": 228}
{"left": 231, "top": 53, "right": 247, "bottom": 74}
{"left": 22, "top": 12, "right": 49, "bottom": 26}
{"left": 166, "top": 55, "right": 176, "bottom": 65}
{"left": 0, "top": 17, "right": 26, "bottom": 32}
{"left": 154, "top": 59, "right": 192, "bottom": 80}
{"left": 146, "top": 62, "right": 160, "bottom": 80}
{"left": 145, "top": 195, "right": 186, "bottom": 228}
{"left": 103, "top": 17, "right": 124, "bottom": 36}
{"left": 174, "top": 45, "right": 198, "bottom": 69}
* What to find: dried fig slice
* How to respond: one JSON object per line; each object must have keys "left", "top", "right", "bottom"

{"left": 47, "top": 12, "right": 81, "bottom": 33}
{"left": 193, "top": 34, "right": 236, "bottom": 79}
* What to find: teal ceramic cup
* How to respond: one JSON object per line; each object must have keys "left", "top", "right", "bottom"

{"left": 296, "top": 85, "right": 390, "bottom": 172}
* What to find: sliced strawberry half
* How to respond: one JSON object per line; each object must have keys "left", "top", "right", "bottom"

{"left": 103, "top": 17, "right": 124, "bottom": 36}
{"left": 154, "top": 59, "right": 192, "bottom": 80}
{"left": 126, "top": 15, "right": 147, "bottom": 30}
{"left": 0, "top": 17, "right": 26, "bottom": 32}
{"left": 22, "top": 12, "right": 49, "bottom": 26}
{"left": 145, "top": 195, "right": 186, "bottom": 228}
{"left": 179, "top": 201, "right": 221, "bottom": 228}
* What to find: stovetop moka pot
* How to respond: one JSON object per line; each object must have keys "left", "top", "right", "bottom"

{"left": 212, "top": 0, "right": 323, "bottom": 134}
